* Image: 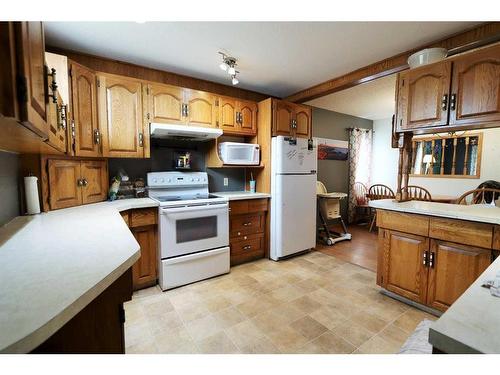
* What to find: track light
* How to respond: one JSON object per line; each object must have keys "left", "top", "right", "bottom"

{"left": 231, "top": 75, "right": 239, "bottom": 86}
{"left": 228, "top": 66, "right": 236, "bottom": 75}
{"left": 218, "top": 51, "right": 240, "bottom": 85}
{"left": 219, "top": 62, "right": 228, "bottom": 71}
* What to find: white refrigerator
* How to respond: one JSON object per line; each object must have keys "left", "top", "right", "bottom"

{"left": 270, "top": 136, "right": 317, "bottom": 261}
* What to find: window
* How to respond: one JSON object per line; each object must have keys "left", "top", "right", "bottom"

{"left": 411, "top": 133, "right": 482, "bottom": 178}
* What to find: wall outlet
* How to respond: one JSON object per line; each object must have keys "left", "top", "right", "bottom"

{"left": 223, "top": 177, "right": 229, "bottom": 186}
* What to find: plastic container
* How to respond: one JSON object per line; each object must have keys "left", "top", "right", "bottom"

{"left": 407, "top": 48, "right": 448, "bottom": 69}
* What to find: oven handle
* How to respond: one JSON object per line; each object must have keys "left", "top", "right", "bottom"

{"left": 160, "top": 202, "right": 228, "bottom": 215}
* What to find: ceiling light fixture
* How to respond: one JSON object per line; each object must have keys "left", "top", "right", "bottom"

{"left": 218, "top": 52, "right": 240, "bottom": 85}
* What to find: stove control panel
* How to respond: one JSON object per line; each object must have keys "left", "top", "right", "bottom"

{"left": 147, "top": 172, "right": 208, "bottom": 187}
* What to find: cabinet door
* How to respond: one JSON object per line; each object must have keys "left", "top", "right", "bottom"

{"left": 295, "top": 105, "right": 312, "bottom": 138}
{"left": 427, "top": 240, "right": 491, "bottom": 312}
{"left": 219, "top": 97, "right": 238, "bottom": 132}
{"left": 146, "top": 83, "right": 185, "bottom": 125}
{"left": 45, "top": 91, "right": 67, "bottom": 153}
{"left": 399, "top": 61, "right": 451, "bottom": 130}
{"left": 15, "top": 22, "right": 49, "bottom": 137}
{"left": 449, "top": 44, "right": 500, "bottom": 126}
{"left": 238, "top": 100, "right": 257, "bottom": 135}
{"left": 273, "top": 100, "right": 294, "bottom": 136}
{"left": 81, "top": 160, "right": 108, "bottom": 204}
{"left": 185, "top": 89, "right": 217, "bottom": 128}
{"left": 98, "top": 74, "right": 145, "bottom": 158}
{"left": 131, "top": 226, "right": 158, "bottom": 290}
{"left": 48, "top": 159, "right": 82, "bottom": 210}
{"left": 71, "top": 62, "right": 100, "bottom": 157}
{"left": 382, "top": 230, "right": 429, "bottom": 304}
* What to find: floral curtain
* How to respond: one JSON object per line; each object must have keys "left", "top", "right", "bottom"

{"left": 347, "top": 128, "right": 373, "bottom": 223}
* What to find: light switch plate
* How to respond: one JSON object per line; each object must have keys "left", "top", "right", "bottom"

{"left": 223, "top": 178, "right": 229, "bottom": 186}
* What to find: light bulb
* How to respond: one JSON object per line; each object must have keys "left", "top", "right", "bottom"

{"left": 232, "top": 76, "right": 239, "bottom": 85}
{"left": 228, "top": 66, "right": 236, "bottom": 75}
{"left": 219, "top": 62, "right": 228, "bottom": 71}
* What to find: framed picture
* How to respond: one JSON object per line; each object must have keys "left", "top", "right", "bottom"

{"left": 315, "top": 137, "right": 349, "bottom": 161}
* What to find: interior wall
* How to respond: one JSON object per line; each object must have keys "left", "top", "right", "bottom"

{"left": 0, "top": 151, "right": 20, "bottom": 226}
{"left": 371, "top": 124, "right": 500, "bottom": 197}
{"left": 312, "top": 107, "right": 373, "bottom": 217}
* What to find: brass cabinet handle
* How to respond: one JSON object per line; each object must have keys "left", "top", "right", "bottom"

{"left": 138, "top": 132, "right": 144, "bottom": 147}
{"left": 450, "top": 94, "right": 456, "bottom": 111}
{"left": 242, "top": 222, "right": 252, "bottom": 226}
{"left": 429, "top": 252, "right": 435, "bottom": 268}
{"left": 423, "top": 251, "right": 428, "bottom": 266}
{"left": 441, "top": 94, "right": 448, "bottom": 110}
{"left": 94, "top": 129, "right": 101, "bottom": 145}
{"left": 77, "top": 178, "right": 83, "bottom": 187}
{"left": 182, "top": 103, "right": 189, "bottom": 117}
{"left": 243, "top": 245, "right": 252, "bottom": 250}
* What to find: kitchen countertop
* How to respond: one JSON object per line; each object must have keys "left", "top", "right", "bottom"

{"left": 211, "top": 191, "right": 271, "bottom": 201}
{"left": 429, "top": 255, "right": 500, "bottom": 353}
{"left": 369, "top": 199, "right": 500, "bottom": 225}
{"left": 0, "top": 197, "right": 159, "bottom": 353}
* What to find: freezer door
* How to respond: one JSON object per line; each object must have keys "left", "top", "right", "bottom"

{"left": 271, "top": 174, "right": 317, "bottom": 260}
{"left": 272, "top": 136, "right": 317, "bottom": 174}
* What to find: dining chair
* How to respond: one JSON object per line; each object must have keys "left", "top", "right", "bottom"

{"left": 353, "top": 182, "right": 370, "bottom": 223}
{"left": 401, "top": 185, "right": 432, "bottom": 201}
{"left": 456, "top": 187, "right": 500, "bottom": 205}
{"left": 367, "top": 184, "right": 395, "bottom": 232}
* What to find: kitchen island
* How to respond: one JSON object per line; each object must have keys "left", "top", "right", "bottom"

{"left": 0, "top": 198, "right": 159, "bottom": 353}
{"left": 370, "top": 199, "right": 500, "bottom": 353}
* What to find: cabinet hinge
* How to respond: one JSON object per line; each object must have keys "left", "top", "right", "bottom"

{"left": 147, "top": 113, "right": 150, "bottom": 120}
{"left": 401, "top": 79, "right": 405, "bottom": 87}
{"left": 146, "top": 87, "right": 150, "bottom": 95}
{"left": 215, "top": 99, "right": 219, "bottom": 106}
{"left": 97, "top": 79, "right": 101, "bottom": 88}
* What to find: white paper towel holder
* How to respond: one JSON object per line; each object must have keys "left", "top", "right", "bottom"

{"left": 24, "top": 173, "right": 41, "bottom": 215}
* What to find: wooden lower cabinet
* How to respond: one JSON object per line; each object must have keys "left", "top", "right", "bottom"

{"left": 229, "top": 198, "right": 268, "bottom": 266}
{"left": 426, "top": 240, "right": 490, "bottom": 311}
{"left": 377, "top": 210, "right": 494, "bottom": 312}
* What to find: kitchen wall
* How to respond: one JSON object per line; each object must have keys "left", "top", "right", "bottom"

{"left": 371, "top": 123, "right": 500, "bottom": 196}
{"left": 312, "top": 107, "right": 373, "bottom": 217}
{"left": 0, "top": 151, "right": 20, "bottom": 226}
{"left": 108, "top": 139, "right": 245, "bottom": 192}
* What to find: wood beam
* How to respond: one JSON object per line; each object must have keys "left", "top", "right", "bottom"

{"left": 46, "top": 46, "right": 268, "bottom": 102}
{"left": 286, "top": 22, "right": 500, "bottom": 103}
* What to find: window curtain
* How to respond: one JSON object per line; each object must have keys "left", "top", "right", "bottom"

{"left": 347, "top": 128, "right": 373, "bottom": 223}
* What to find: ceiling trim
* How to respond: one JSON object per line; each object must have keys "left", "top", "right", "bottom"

{"left": 47, "top": 45, "right": 269, "bottom": 102}
{"left": 285, "top": 22, "right": 500, "bottom": 103}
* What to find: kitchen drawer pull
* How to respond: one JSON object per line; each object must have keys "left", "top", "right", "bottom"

{"left": 450, "top": 94, "right": 456, "bottom": 111}
{"left": 429, "top": 252, "right": 435, "bottom": 268}
{"left": 243, "top": 245, "right": 252, "bottom": 250}
{"left": 423, "top": 251, "right": 428, "bottom": 266}
{"left": 242, "top": 222, "right": 252, "bottom": 226}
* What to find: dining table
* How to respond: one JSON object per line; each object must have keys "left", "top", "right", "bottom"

{"left": 365, "top": 193, "right": 458, "bottom": 204}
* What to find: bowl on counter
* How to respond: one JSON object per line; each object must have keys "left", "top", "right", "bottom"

{"left": 408, "top": 48, "right": 448, "bottom": 69}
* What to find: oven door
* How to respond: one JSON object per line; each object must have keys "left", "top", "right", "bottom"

{"left": 159, "top": 202, "right": 229, "bottom": 259}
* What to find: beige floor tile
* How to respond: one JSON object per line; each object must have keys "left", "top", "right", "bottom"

{"left": 240, "top": 336, "right": 282, "bottom": 354}
{"left": 289, "top": 315, "right": 328, "bottom": 341}
{"left": 184, "top": 315, "right": 222, "bottom": 342}
{"left": 143, "top": 298, "right": 175, "bottom": 317}
{"left": 377, "top": 323, "right": 410, "bottom": 347}
{"left": 126, "top": 338, "right": 159, "bottom": 354}
{"left": 213, "top": 306, "right": 247, "bottom": 330}
{"left": 307, "top": 331, "right": 356, "bottom": 354}
{"left": 237, "top": 294, "right": 281, "bottom": 318}
{"left": 154, "top": 326, "right": 198, "bottom": 354}
{"left": 125, "top": 320, "right": 153, "bottom": 348}
{"left": 289, "top": 295, "right": 322, "bottom": 314}
{"left": 356, "top": 335, "right": 400, "bottom": 354}
{"left": 366, "top": 301, "right": 407, "bottom": 322}
{"left": 196, "top": 331, "right": 240, "bottom": 354}
{"left": 267, "top": 284, "right": 305, "bottom": 302}
{"left": 294, "top": 278, "right": 322, "bottom": 293}
{"left": 168, "top": 291, "right": 200, "bottom": 309}
{"left": 225, "top": 320, "right": 267, "bottom": 349}
{"left": 176, "top": 303, "right": 210, "bottom": 323}
{"left": 266, "top": 325, "right": 310, "bottom": 353}
{"left": 146, "top": 310, "right": 184, "bottom": 336}
{"left": 349, "top": 311, "right": 390, "bottom": 334}
{"left": 331, "top": 320, "right": 374, "bottom": 347}
{"left": 309, "top": 305, "right": 348, "bottom": 331}
{"left": 393, "top": 308, "right": 437, "bottom": 333}
{"left": 268, "top": 302, "right": 307, "bottom": 324}
{"left": 203, "top": 295, "right": 233, "bottom": 313}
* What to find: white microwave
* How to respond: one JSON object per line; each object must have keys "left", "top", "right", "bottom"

{"left": 218, "top": 142, "right": 260, "bottom": 165}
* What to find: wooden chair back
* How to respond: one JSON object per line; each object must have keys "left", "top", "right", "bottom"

{"left": 456, "top": 188, "right": 500, "bottom": 205}
{"left": 354, "top": 182, "right": 368, "bottom": 206}
{"left": 368, "top": 184, "right": 395, "bottom": 200}
{"left": 401, "top": 185, "right": 432, "bottom": 201}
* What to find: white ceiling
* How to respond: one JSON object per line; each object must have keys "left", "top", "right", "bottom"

{"left": 44, "top": 22, "right": 478, "bottom": 97}
{"left": 307, "top": 74, "right": 397, "bottom": 120}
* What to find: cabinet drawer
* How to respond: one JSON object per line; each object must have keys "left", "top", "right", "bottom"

{"left": 429, "top": 217, "right": 493, "bottom": 248}
{"left": 230, "top": 213, "right": 265, "bottom": 237}
{"left": 377, "top": 210, "right": 429, "bottom": 236}
{"left": 230, "top": 233, "right": 265, "bottom": 266}
{"left": 129, "top": 208, "right": 157, "bottom": 228}
{"left": 229, "top": 198, "right": 268, "bottom": 215}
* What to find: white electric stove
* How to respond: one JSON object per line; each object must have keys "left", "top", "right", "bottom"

{"left": 147, "top": 171, "right": 229, "bottom": 290}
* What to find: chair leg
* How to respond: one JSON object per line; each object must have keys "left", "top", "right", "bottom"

{"left": 369, "top": 212, "right": 377, "bottom": 232}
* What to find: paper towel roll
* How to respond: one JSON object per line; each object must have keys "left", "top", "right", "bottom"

{"left": 24, "top": 176, "right": 41, "bottom": 215}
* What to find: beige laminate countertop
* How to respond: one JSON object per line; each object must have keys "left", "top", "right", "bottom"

{"left": 211, "top": 191, "right": 271, "bottom": 201}
{"left": 369, "top": 199, "right": 500, "bottom": 225}
{"left": 0, "top": 198, "right": 159, "bottom": 353}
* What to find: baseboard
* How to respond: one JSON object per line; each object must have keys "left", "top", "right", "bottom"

{"left": 380, "top": 289, "right": 443, "bottom": 317}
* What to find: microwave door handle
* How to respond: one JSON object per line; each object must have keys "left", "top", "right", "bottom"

{"left": 161, "top": 203, "right": 228, "bottom": 215}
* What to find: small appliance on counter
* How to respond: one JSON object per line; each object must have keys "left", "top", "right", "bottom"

{"left": 174, "top": 151, "right": 191, "bottom": 170}
{"left": 218, "top": 142, "right": 260, "bottom": 165}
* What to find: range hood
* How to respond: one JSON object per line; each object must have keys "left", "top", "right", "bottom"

{"left": 150, "top": 123, "right": 222, "bottom": 141}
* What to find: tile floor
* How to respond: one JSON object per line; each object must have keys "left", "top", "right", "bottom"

{"left": 124, "top": 251, "right": 436, "bottom": 354}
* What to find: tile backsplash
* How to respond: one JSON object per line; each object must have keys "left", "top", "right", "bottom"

{"left": 0, "top": 151, "right": 20, "bottom": 226}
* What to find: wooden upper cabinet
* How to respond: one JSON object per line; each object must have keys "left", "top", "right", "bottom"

{"left": 295, "top": 105, "right": 312, "bottom": 138}
{"left": 48, "top": 159, "right": 82, "bottom": 210}
{"left": 382, "top": 230, "right": 429, "bottom": 304}
{"left": 219, "top": 97, "right": 238, "bottom": 132}
{"left": 238, "top": 100, "right": 257, "bottom": 135}
{"left": 185, "top": 89, "right": 217, "bottom": 128}
{"left": 14, "top": 22, "right": 49, "bottom": 137}
{"left": 426, "top": 240, "right": 491, "bottom": 312}
{"left": 449, "top": 43, "right": 500, "bottom": 126}
{"left": 98, "top": 74, "right": 146, "bottom": 158}
{"left": 399, "top": 61, "right": 451, "bottom": 130}
{"left": 274, "top": 100, "right": 294, "bottom": 136}
{"left": 146, "top": 83, "right": 184, "bottom": 125}
{"left": 70, "top": 62, "right": 100, "bottom": 157}
{"left": 81, "top": 160, "right": 108, "bottom": 204}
